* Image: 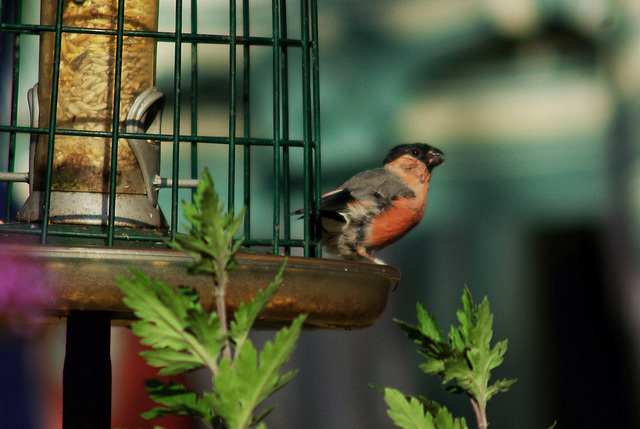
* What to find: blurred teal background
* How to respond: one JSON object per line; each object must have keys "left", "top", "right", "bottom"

{"left": 257, "top": 0, "right": 640, "bottom": 428}
{"left": 3, "top": 0, "right": 640, "bottom": 427}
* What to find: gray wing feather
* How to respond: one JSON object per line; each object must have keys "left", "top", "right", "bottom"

{"left": 341, "top": 168, "right": 414, "bottom": 210}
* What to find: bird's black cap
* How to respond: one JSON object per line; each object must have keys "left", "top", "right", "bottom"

{"left": 383, "top": 143, "right": 445, "bottom": 171}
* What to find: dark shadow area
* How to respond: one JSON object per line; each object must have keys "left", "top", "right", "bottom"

{"left": 533, "top": 226, "right": 637, "bottom": 427}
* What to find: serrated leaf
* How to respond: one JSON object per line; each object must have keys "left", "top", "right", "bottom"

{"left": 417, "top": 395, "right": 467, "bottom": 429}
{"left": 393, "top": 286, "right": 516, "bottom": 429}
{"left": 117, "top": 270, "right": 196, "bottom": 351}
{"left": 419, "top": 360, "right": 445, "bottom": 375}
{"left": 459, "top": 287, "right": 475, "bottom": 327}
{"left": 140, "top": 348, "right": 205, "bottom": 375}
{"left": 468, "top": 298, "right": 493, "bottom": 348}
{"left": 117, "top": 169, "right": 306, "bottom": 429}
{"left": 187, "top": 308, "right": 224, "bottom": 352}
{"left": 416, "top": 302, "right": 443, "bottom": 342}
{"left": 395, "top": 320, "right": 453, "bottom": 362}
{"left": 384, "top": 388, "right": 435, "bottom": 429}
{"left": 141, "top": 380, "right": 211, "bottom": 422}
{"left": 417, "top": 395, "right": 443, "bottom": 416}
{"left": 487, "top": 378, "right": 517, "bottom": 400}
{"left": 167, "top": 167, "right": 246, "bottom": 282}
{"left": 115, "top": 267, "right": 224, "bottom": 376}
{"left": 440, "top": 356, "right": 473, "bottom": 390}
{"left": 433, "top": 406, "right": 468, "bottom": 429}
{"left": 230, "top": 262, "right": 286, "bottom": 353}
{"left": 486, "top": 339, "right": 508, "bottom": 371}
{"left": 210, "top": 315, "right": 306, "bottom": 428}
{"left": 251, "top": 403, "right": 276, "bottom": 427}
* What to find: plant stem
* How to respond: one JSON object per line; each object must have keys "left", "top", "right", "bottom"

{"left": 214, "top": 264, "right": 232, "bottom": 361}
{"left": 470, "top": 397, "right": 488, "bottom": 429}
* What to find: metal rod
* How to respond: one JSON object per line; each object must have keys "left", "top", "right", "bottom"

{"left": 190, "top": 0, "right": 199, "bottom": 201}
{"left": 170, "top": 0, "right": 184, "bottom": 241}
{"left": 40, "top": 0, "right": 67, "bottom": 243}
{"left": 6, "top": 0, "right": 23, "bottom": 221}
{"left": 0, "top": 125, "right": 310, "bottom": 147}
{"left": 311, "top": 0, "right": 322, "bottom": 257}
{"left": 272, "top": 0, "right": 282, "bottom": 254}
{"left": 0, "top": 224, "right": 171, "bottom": 242}
{"left": 0, "top": 172, "right": 29, "bottom": 182}
{"left": 228, "top": 0, "right": 237, "bottom": 213}
{"left": 107, "top": 0, "right": 128, "bottom": 246}
{"left": 153, "top": 176, "right": 200, "bottom": 188}
{"left": 243, "top": 0, "right": 252, "bottom": 241}
{"left": 1, "top": 23, "right": 305, "bottom": 47}
{"left": 281, "top": 0, "right": 291, "bottom": 256}
{"left": 301, "top": 0, "right": 312, "bottom": 257}
{"left": 62, "top": 311, "right": 112, "bottom": 429}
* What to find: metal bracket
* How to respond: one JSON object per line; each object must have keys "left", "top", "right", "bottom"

{"left": 26, "top": 83, "right": 39, "bottom": 190}
{"left": 124, "top": 86, "right": 165, "bottom": 207}
{"left": 16, "top": 84, "right": 168, "bottom": 228}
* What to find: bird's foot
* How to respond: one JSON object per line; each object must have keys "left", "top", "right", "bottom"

{"left": 356, "top": 248, "right": 386, "bottom": 265}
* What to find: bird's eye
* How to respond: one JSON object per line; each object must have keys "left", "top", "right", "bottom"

{"left": 411, "top": 149, "right": 419, "bottom": 156}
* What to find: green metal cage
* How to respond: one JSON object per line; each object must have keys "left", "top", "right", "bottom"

{"left": 0, "top": 3, "right": 400, "bottom": 426}
{"left": 0, "top": 0, "right": 322, "bottom": 256}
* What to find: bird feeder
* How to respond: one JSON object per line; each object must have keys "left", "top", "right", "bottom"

{"left": 0, "top": 0, "right": 400, "bottom": 427}
{"left": 17, "top": 0, "right": 165, "bottom": 227}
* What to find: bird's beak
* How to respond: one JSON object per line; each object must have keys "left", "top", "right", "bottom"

{"left": 427, "top": 149, "right": 445, "bottom": 167}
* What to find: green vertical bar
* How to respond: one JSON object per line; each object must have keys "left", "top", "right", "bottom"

{"left": 40, "top": 0, "right": 67, "bottom": 243}
{"left": 280, "top": 0, "right": 290, "bottom": 255}
{"left": 190, "top": 0, "right": 198, "bottom": 197}
{"left": 170, "top": 0, "right": 184, "bottom": 240}
{"left": 300, "top": 0, "right": 312, "bottom": 256}
{"left": 107, "top": 0, "right": 128, "bottom": 246}
{"left": 242, "top": 0, "right": 251, "bottom": 240}
{"left": 272, "top": 0, "right": 281, "bottom": 254}
{"left": 311, "top": 0, "right": 322, "bottom": 257}
{"left": 228, "top": 0, "right": 237, "bottom": 212}
{"left": 5, "top": 0, "right": 23, "bottom": 221}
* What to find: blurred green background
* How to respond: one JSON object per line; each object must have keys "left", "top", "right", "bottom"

{"left": 260, "top": 0, "right": 640, "bottom": 428}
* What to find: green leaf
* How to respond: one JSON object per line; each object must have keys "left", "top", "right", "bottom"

{"left": 418, "top": 360, "right": 445, "bottom": 376}
{"left": 390, "top": 286, "right": 516, "bottom": 429}
{"left": 141, "top": 380, "right": 211, "bottom": 423}
{"left": 384, "top": 388, "right": 435, "bottom": 429}
{"left": 251, "top": 403, "right": 276, "bottom": 427}
{"left": 416, "top": 302, "right": 444, "bottom": 343}
{"left": 433, "top": 406, "right": 468, "bottom": 429}
{"left": 140, "top": 348, "right": 206, "bottom": 376}
{"left": 116, "top": 169, "right": 305, "bottom": 429}
{"left": 396, "top": 320, "right": 453, "bottom": 363}
{"left": 167, "top": 167, "right": 245, "bottom": 282}
{"left": 230, "top": 262, "right": 286, "bottom": 354}
{"left": 115, "top": 267, "right": 225, "bottom": 376}
{"left": 210, "top": 315, "right": 307, "bottom": 428}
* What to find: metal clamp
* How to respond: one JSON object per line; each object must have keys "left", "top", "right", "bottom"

{"left": 26, "top": 83, "right": 40, "bottom": 190}
{"left": 124, "top": 86, "right": 165, "bottom": 207}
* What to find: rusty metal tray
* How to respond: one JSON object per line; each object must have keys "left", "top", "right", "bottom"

{"left": 3, "top": 243, "right": 400, "bottom": 330}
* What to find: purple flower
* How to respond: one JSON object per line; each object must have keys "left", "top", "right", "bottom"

{"left": 0, "top": 248, "right": 55, "bottom": 338}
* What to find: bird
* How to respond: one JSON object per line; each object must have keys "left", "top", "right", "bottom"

{"left": 295, "top": 143, "right": 445, "bottom": 264}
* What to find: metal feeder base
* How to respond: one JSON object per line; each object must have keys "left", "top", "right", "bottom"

{"left": 16, "top": 191, "right": 166, "bottom": 228}
{"left": 3, "top": 243, "right": 400, "bottom": 330}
